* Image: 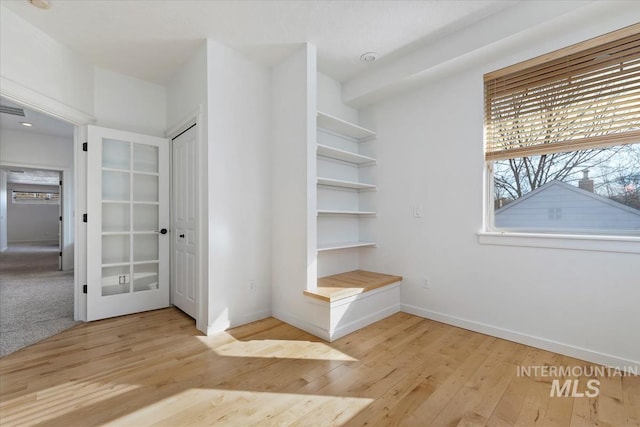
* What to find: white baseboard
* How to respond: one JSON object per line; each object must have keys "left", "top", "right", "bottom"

{"left": 206, "top": 308, "right": 272, "bottom": 336}
{"left": 401, "top": 304, "right": 640, "bottom": 372}
{"left": 330, "top": 304, "right": 400, "bottom": 341}
{"left": 273, "top": 304, "right": 401, "bottom": 342}
{"left": 272, "top": 309, "right": 331, "bottom": 341}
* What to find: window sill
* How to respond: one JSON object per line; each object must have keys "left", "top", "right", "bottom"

{"left": 477, "top": 231, "right": 640, "bottom": 254}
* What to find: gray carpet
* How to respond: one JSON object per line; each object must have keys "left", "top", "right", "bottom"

{"left": 0, "top": 243, "right": 78, "bottom": 357}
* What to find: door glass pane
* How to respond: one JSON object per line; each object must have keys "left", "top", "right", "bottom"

{"left": 103, "top": 171, "right": 130, "bottom": 201}
{"left": 133, "top": 234, "right": 158, "bottom": 261}
{"left": 133, "top": 174, "right": 158, "bottom": 202}
{"left": 133, "top": 144, "right": 158, "bottom": 173}
{"left": 103, "top": 203, "right": 130, "bottom": 232}
{"left": 102, "top": 235, "right": 130, "bottom": 264}
{"left": 103, "top": 138, "right": 130, "bottom": 170}
{"left": 133, "top": 204, "right": 158, "bottom": 231}
{"left": 102, "top": 265, "right": 130, "bottom": 296}
{"left": 133, "top": 263, "right": 158, "bottom": 292}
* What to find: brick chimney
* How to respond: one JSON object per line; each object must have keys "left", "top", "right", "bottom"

{"left": 578, "top": 169, "right": 594, "bottom": 192}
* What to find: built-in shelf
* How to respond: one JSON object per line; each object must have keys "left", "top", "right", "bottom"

{"left": 317, "top": 144, "right": 376, "bottom": 166}
{"left": 317, "top": 111, "right": 376, "bottom": 141}
{"left": 317, "top": 241, "right": 376, "bottom": 251}
{"left": 317, "top": 210, "right": 376, "bottom": 216}
{"left": 317, "top": 177, "right": 376, "bottom": 190}
{"left": 304, "top": 270, "right": 403, "bottom": 303}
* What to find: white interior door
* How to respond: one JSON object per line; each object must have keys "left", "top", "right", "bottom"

{"left": 171, "top": 125, "right": 198, "bottom": 318}
{"left": 86, "top": 125, "right": 170, "bottom": 321}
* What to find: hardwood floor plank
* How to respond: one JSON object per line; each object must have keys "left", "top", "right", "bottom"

{"left": 623, "top": 374, "right": 640, "bottom": 426}
{"left": 596, "top": 369, "right": 627, "bottom": 427}
{"left": 428, "top": 339, "right": 529, "bottom": 426}
{"left": 0, "top": 308, "right": 637, "bottom": 427}
{"left": 357, "top": 331, "right": 492, "bottom": 427}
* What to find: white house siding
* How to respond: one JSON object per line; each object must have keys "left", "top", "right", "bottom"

{"left": 495, "top": 182, "right": 640, "bottom": 232}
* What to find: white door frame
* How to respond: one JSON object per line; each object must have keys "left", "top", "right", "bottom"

{"left": 166, "top": 107, "right": 207, "bottom": 333}
{"left": 0, "top": 84, "right": 94, "bottom": 322}
{"left": 0, "top": 161, "right": 71, "bottom": 267}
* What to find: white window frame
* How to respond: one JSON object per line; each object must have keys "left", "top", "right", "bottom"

{"left": 480, "top": 24, "right": 640, "bottom": 254}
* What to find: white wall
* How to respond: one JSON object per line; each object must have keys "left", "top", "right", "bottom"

{"left": 0, "top": 129, "right": 74, "bottom": 269}
{"left": 94, "top": 67, "right": 167, "bottom": 137}
{"left": 166, "top": 43, "right": 207, "bottom": 129}
{"left": 6, "top": 183, "right": 59, "bottom": 243}
{"left": 206, "top": 40, "right": 273, "bottom": 332}
{"left": 0, "top": 129, "right": 73, "bottom": 167}
{"left": 0, "top": 6, "right": 94, "bottom": 119}
{"left": 360, "top": 5, "right": 640, "bottom": 368}
{"left": 317, "top": 72, "right": 358, "bottom": 123}
{"left": 271, "top": 44, "right": 327, "bottom": 335}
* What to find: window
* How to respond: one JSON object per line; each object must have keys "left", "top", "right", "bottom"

{"left": 484, "top": 24, "right": 640, "bottom": 236}
{"left": 12, "top": 191, "right": 60, "bottom": 205}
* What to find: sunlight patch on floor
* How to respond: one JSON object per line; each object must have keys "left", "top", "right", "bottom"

{"left": 0, "top": 381, "right": 140, "bottom": 426}
{"left": 106, "top": 388, "right": 373, "bottom": 426}
{"left": 209, "top": 339, "right": 357, "bottom": 361}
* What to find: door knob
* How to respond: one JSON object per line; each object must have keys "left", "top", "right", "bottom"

{"left": 156, "top": 228, "right": 168, "bottom": 234}
{"left": 179, "top": 234, "right": 185, "bottom": 238}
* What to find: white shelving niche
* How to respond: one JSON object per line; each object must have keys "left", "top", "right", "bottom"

{"left": 316, "top": 111, "right": 377, "bottom": 277}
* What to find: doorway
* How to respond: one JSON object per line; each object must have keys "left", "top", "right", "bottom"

{"left": 171, "top": 124, "right": 198, "bottom": 319}
{"left": 0, "top": 98, "right": 77, "bottom": 356}
{"left": 2, "top": 167, "right": 62, "bottom": 261}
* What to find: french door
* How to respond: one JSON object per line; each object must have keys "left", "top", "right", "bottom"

{"left": 86, "top": 125, "right": 170, "bottom": 321}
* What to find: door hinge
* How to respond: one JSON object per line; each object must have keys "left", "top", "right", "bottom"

{"left": 59, "top": 216, "right": 62, "bottom": 221}
{"left": 83, "top": 284, "right": 87, "bottom": 294}
{"left": 83, "top": 213, "right": 87, "bottom": 223}
{"left": 59, "top": 251, "right": 62, "bottom": 257}
{"left": 59, "top": 180, "right": 62, "bottom": 186}
{"left": 82, "top": 142, "right": 88, "bottom": 152}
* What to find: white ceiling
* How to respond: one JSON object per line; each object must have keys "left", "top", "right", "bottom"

{"left": 0, "top": 98, "right": 74, "bottom": 137}
{"left": 1, "top": 0, "right": 517, "bottom": 84}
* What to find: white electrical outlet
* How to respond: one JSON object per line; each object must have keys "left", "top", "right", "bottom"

{"left": 423, "top": 278, "right": 429, "bottom": 289}
{"left": 249, "top": 281, "right": 256, "bottom": 292}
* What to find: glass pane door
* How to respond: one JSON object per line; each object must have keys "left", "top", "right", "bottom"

{"left": 101, "top": 139, "right": 160, "bottom": 296}
{"left": 87, "top": 125, "right": 169, "bottom": 321}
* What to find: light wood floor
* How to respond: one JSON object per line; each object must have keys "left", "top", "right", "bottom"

{"left": 0, "top": 308, "right": 638, "bottom": 426}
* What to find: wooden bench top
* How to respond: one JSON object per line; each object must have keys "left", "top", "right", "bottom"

{"left": 304, "top": 270, "right": 403, "bottom": 303}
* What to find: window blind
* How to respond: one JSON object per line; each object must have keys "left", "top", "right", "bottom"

{"left": 484, "top": 24, "right": 640, "bottom": 161}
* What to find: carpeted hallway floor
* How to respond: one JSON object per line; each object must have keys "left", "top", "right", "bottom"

{"left": 0, "top": 243, "right": 78, "bottom": 357}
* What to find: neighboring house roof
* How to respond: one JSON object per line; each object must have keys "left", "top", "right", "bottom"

{"left": 495, "top": 180, "right": 640, "bottom": 231}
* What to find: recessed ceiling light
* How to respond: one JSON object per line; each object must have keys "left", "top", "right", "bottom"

{"left": 360, "top": 52, "right": 379, "bottom": 63}
{"left": 20, "top": 122, "right": 33, "bottom": 127}
{"left": 29, "top": 0, "right": 51, "bottom": 10}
